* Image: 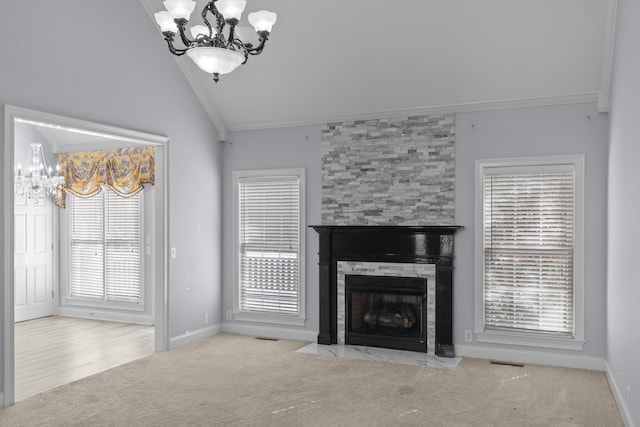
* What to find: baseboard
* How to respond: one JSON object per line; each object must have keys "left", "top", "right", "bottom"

{"left": 455, "top": 344, "right": 606, "bottom": 371}
{"left": 58, "top": 307, "right": 153, "bottom": 325}
{"left": 606, "top": 363, "right": 636, "bottom": 427}
{"left": 169, "top": 323, "right": 222, "bottom": 349}
{"left": 222, "top": 322, "right": 317, "bottom": 342}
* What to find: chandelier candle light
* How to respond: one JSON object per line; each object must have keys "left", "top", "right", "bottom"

{"left": 154, "top": 0, "right": 277, "bottom": 82}
{"left": 14, "top": 143, "right": 64, "bottom": 205}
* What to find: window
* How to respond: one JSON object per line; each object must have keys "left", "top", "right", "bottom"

{"left": 233, "top": 169, "right": 305, "bottom": 326}
{"left": 474, "top": 156, "right": 584, "bottom": 350}
{"left": 68, "top": 186, "right": 143, "bottom": 307}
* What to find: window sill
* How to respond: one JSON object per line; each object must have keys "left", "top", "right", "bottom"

{"left": 475, "top": 330, "right": 585, "bottom": 351}
{"left": 233, "top": 311, "right": 306, "bottom": 327}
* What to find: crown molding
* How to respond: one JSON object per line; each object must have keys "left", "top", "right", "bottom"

{"left": 224, "top": 92, "right": 600, "bottom": 132}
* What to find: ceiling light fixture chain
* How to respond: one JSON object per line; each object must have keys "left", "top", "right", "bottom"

{"left": 154, "top": 0, "right": 277, "bottom": 82}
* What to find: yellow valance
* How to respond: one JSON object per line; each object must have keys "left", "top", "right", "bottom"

{"left": 55, "top": 146, "right": 155, "bottom": 208}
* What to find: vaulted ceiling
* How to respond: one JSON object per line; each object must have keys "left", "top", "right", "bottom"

{"left": 141, "top": 0, "right": 616, "bottom": 140}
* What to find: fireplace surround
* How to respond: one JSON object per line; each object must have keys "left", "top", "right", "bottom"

{"left": 311, "top": 225, "right": 462, "bottom": 357}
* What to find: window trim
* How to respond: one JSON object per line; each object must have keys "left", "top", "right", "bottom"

{"left": 65, "top": 186, "right": 145, "bottom": 310}
{"left": 474, "top": 155, "right": 585, "bottom": 350}
{"left": 232, "top": 168, "right": 306, "bottom": 326}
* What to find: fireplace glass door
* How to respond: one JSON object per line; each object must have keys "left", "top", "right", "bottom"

{"left": 346, "top": 275, "right": 427, "bottom": 352}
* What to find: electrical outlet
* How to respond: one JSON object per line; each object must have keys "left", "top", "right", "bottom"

{"left": 226, "top": 310, "right": 233, "bottom": 321}
{"left": 464, "top": 330, "right": 473, "bottom": 342}
{"left": 171, "top": 247, "right": 177, "bottom": 258}
{"left": 203, "top": 312, "right": 209, "bottom": 324}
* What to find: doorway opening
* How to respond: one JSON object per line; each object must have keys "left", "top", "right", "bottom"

{"left": 3, "top": 105, "right": 170, "bottom": 407}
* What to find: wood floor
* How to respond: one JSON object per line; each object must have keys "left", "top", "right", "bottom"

{"left": 15, "top": 316, "right": 154, "bottom": 401}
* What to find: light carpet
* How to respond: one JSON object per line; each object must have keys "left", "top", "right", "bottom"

{"left": 0, "top": 333, "right": 622, "bottom": 426}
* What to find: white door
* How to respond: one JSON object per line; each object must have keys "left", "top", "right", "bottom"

{"left": 14, "top": 193, "right": 54, "bottom": 322}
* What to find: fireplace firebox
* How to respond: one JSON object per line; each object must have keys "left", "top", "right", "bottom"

{"left": 346, "top": 274, "right": 427, "bottom": 352}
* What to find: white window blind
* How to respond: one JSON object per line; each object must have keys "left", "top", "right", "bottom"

{"left": 483, "top": 169, "right": 574, "bottom": 336}
{"left": 69, "top": 186, "right": 142, "bottom": 304}
{"left": 238, "top": 175, "right": 301, "bottom": 316}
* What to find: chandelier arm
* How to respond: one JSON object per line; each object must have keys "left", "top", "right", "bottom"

{"left": 202, "top": 2, "right": 212, "bottom": 25}
{"left": 212, "top": 35, "right": 227, "bottom": 48}
{"left": 218, "top": 15, "right": 240, "bottom": 49}
{"left": 174, "top": 19, "right": 196, "bottom": 48}
{"left": 202, "top": 2, "right": 219, "bottom": 38}
{"left": 227, "top": 24, "right": 237, "bottom": 49}
{"left": 229, "top": 41, "right": 250, "bottom": 64}
{"left": 245, "top": 33, "right": 269, "bottom": 55}
{"left": 201, "top": 20, "right": 213, "bottom": 40}
{"left": 230, "top": 39, "right": 245, "bottom": 51}
{"left": 163, "top": 35, "right": 188, "bottom": 56}
{"left": 205, "top": 6, "right": 228, "bottom": 48}
{"left": 207, "top": 1, "right": 227, "bottom": 42}
{"left": 217, "top": 17, "right": 226, "bottom": 39}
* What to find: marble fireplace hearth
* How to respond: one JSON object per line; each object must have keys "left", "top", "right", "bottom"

{"left": 296, "top": 342, "right": 462, "bottom": 369}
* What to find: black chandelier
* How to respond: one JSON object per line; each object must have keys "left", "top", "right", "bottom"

{"left": 154, "top": 0, "right": 277, "bottom": 82}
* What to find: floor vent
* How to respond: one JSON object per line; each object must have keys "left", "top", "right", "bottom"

{"left": 255, "top": 336, "right": 279, "bottom": 341}
{"left": 490, "top": 360, "right": 525, "bottom": 367}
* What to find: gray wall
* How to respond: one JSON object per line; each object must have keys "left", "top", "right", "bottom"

{"left": 608, "top": 0, "right": 640, "bottom": 421}
{"left": 455, "top": 102, "right": 609, "bottom": 358}
{"left": 220, "top": 103, "right": 609, "bottom": 361}
{"left": 0, "top": 0, "right": 223, "bottom": 399}
{"left": 221, "top": 126, "right": 322, "bottom": 336}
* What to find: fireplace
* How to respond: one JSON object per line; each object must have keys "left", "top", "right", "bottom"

{"left": 311, "top": 225, "right": 462, "bottom": 357}
{"left": 346, "top": 274, "right": 427, "bottom": 352}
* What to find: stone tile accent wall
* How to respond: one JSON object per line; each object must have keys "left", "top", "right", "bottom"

{"left": 337, "top": 261, "right": 436, "bottom": 353}
{"left": 321, "top": 114, "right": 455, "bottom": 225}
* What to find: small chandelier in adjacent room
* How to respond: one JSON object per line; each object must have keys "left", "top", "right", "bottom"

{"left": 154, "top": 0, "right": 277, "bottom": 82}
{"left": 14, "top": 143, "right": 64, "bottom": 205}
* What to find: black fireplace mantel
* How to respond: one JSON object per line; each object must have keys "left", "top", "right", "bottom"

{"left": 310, "top": 225, "right": 462, "bottom": 357}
